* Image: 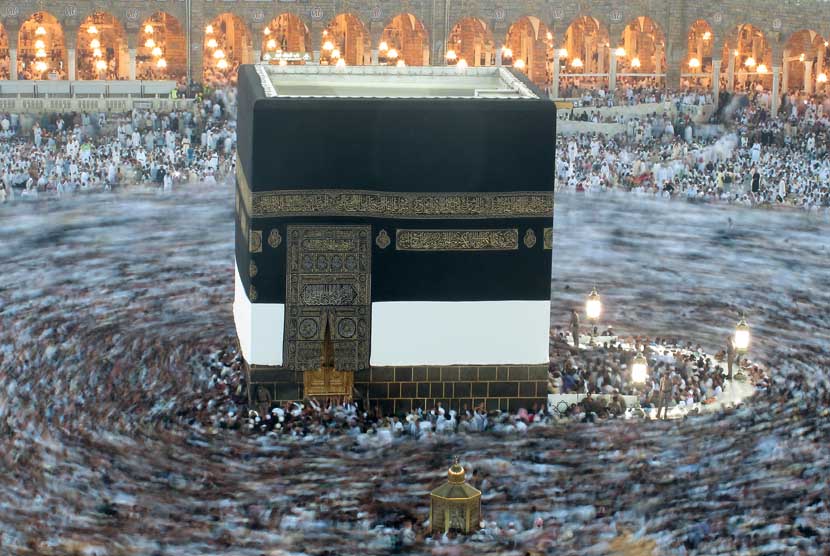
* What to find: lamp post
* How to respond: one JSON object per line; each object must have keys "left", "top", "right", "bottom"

{"left": 732, "top": 315, "right": 750, "bottom": 381}
{"left": 585, "top": 287, "right": 602, "bottom": 346}
{"left": 631, "top": 350, "right": 649, "bottom": 416}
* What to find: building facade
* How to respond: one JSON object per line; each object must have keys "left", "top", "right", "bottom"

{"left": 0, "top": 0, "right": 828, "bottom": 100}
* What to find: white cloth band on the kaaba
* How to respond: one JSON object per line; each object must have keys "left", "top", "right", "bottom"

{"left": 370, "top": 300, "right": 550, "bottom": 366}
{"left": 233, "top": 263, "right": 284, "bottom": 366}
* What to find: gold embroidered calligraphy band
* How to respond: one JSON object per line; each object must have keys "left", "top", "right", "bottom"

{"left": 395, "top": 229, "right": 519, "bottom": 251}
{"left": 236, "top": 161, "right": 553, "bottom": 220}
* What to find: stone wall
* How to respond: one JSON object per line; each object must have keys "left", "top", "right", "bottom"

{"left": 247, "top": 363, "right": 549, "bottom": 415}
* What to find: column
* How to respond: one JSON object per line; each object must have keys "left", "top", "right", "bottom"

{"left": 371, "top": 49, "right": 379, "bottom": 65}
{"left": 771, "top": 66, "right": 781, "bottom": 116}
{"left": 712, "top": 60, "right": 721, "bottom": 100}
{"left": 313, "top": 50, "right": 320, "bottom": 63}
{"left": 495, "top": 44, "right": 502, "bottom": 66}
{"left": 609, "top": 51, "right": 617, "bottom": 91}
{"left": 804, "top": 60, "right": 813, "bottom": 94}
{"left": 9, "top": 48, "right": 17, "bottom": 80}
{"left": 253, "top": 49, "right": 261, "bottom": 63}
{"left": 551, "top": 50, "right": 560, "bottom": 99}
{"left": 727, "top": 52, "right": 735, "bottom": 91}
{"left": 129, "top": 48, "right": 137, "bottom": 80}
{"left": 782, "top": 49, "right": 790, "bottom": 93}
{"left": 68, "top": 48, "right": 76, "bottom": 80}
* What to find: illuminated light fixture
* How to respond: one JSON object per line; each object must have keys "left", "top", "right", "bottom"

{"left": 35, "top": 61, "right": 48, "bottom": 72}
{"left": 757, "top": 63, "right": 768, "bottom": 74}
{"left": 207, "top": 38, "right": 218, "bottom": 49}
{"left": 799, "top": 53, "right": 806, "bottom": 62}
{"left": 734, "top": 49, "right": 740, "bottom": 57}
{"left": 205, "top": 24, "right": 214, "bottom": 35}
{"left": 213, "top": 49, "right": 225, "bottom": 60}
{"left": 331, "top": 48, "right": 341, "bottom": 59}
{"left": 818, "top": 72, "right": 828, "bottom": 83}
{"left": 266, "top": 39, "right": 276, "bottom": 50}
{"left": 501, "top": 46, "right": 513, "bottom": 58}
{"left": 87, "top": 25, "right": 98, "bottom": 35}
{"left": 387, "top": 48, "right": 398, "bottom": 59}
{"left": 35, "top": 48, "right": 47, "bottom": 58}
{"left": 156, "top": 58, "right": 167, "bottom": 69}
{"left": 217, "top": 58, "right": 229, "bottom": 69}
{"left": 263, "top": 27, "right": 270, "bottom": 36}
{"left": 278, "top": 59, "right": 288, "bottom": 66}
{"left": 145, "top": 38, "right": 156, "bottom": 49}
{"left": 145, "top": 24, "right": 154, "bottom": 34}
{"left": 733, "top": 316, "right": 750, "bottom": 353}
{"left": 546, "top": 31, "right": 553, "bottom": 41}
{"left": 631, "top": 352, "right": 648, "bottom": 384}
{"left": 585, "top": 287, "right": 602, "bottom": 321}
{"left": 35, "top": 26, "right": 47, "bottom": 36}
{"left": 456, "top": 58, "right": 468, "bottom": 70}
{"left": 825, "top": 41, "right": 829, "bottom": 47}
{"left": 92, "top": 48, "right": 102, "bottom": 58}
{"left": 559, "top": 48, "right": 568, "bottom": 58}
{"left": 95, "top": 59, "right": 107, "bottom": 71}
{"left": 152, "top": 46, "right": 163, "bottom": 58}
{"left": 615, "top": 47, "right": 626, "bottom": 57}
{"left": 335, "top": 57, "right": 346, "bottom": 68}
{"left": 571, "top": 57, "right": 584, "bottom": 68}
{"left": 514, "top": 59, "right": 526, "bottom": 70}
{"left": 702, "top": 31, "right": 711, "bottom": 41}
{"left": 34, "top": 39, "right": 45, "bottom": 50}
{"left": 445, "top": 49, "right": 457, "bottom": 61}
{"left": 323, "top": 40, "right": 334, "bottom": 51}
{"left": 744, "top": 56, "right": 756, "bottom": 68}
{"left": 631, "top": 57, "right": 641, "bottom": 68}
{"left": 378, "top": 41, "right": 389, "bottom": 52}
{"left": 89, "top": 38, "right": 101, "bottom": 49}
{"left": 689, "top": 57, "right": 701, "bottom": 69}
{"left": 396, "top": 59, "right": 406, "bottom": 67}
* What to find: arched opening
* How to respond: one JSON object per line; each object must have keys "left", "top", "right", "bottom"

{"left": 446, "top": 17, "right": 495, "bottom": 67}
{"left": 76, "top": 12, "right": 128, "bottom": 80}
{"left": 262, "top": 13, "right": 311, "bottom": 65}
{"left": 504, "top": 16, "right": 554, "bottom": 86}
{"left": 618, "top": 16, "right": 665, "bottom": 87}
{"left": 784, "top": 30, "right": 827, "bottom": 93}
{"left": 204, "top": 13, "right": 252, "bottom": 86}
{"left": 18, "top": 12, "right": 67, "bottom": 80}
{"left": 0, "top": 24, "right": 9, "bottom": 79}
{"left": 379, "top": 13, "right": 429, "bottom": 66}
{"left": 684, "top": 19, "right": 713, "bottom": 88}
{"left": 138, "top": 13, "right": 187, "bottom": 81}
{"left": 561, "top": 16, "right": 609, "bottom": 93}
{"left": 320, "top": 13, "right": 370, "bottom": 66}
{"left": 722, "top": 24, "right": 772, "bottom": 92}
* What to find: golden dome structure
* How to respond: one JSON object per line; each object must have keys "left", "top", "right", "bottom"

{"left": 429, "top": 457, "right": 481, "bottom": 534}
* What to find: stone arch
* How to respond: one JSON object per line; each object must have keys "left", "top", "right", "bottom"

{"left": 320, "top": 13, "right": 370, "bottom": 66}
{"left": 204, "top": 13, "right": 253, "bottom": 85}
{"left": 262, "top": 13, "right": 311, "bottom": 63}
{"left": 76, "top": 12, "right": 128, "bottom": 80}
{"left": 784, "top": 29, "right": 826, "bottom": 91}
{"left": 0, "top": 23, "right": 8, "bottom": 79}
{"left": 618, "top": 16, "right": 666, "bottom": 74}
{"left": 138, "top": 12, "right": 187, "bottom": 81}
{"left": 562, "top": 15, "right": 609, "bottom": 76}
{"left": 505, "top": 16, "right": 554, "bottom": 85}
{"left": 446, "top": 17, "right": 495, "bottom": 67}
{"left": 18, "top": 11, "right": 67, "bottom": 80}
{"left": 379, "top": 13, "right": 429, "bottom": 66}
{"left": 722, "top": 24, "right": 772, "bottom": 91}
{"left": 686, "top": 19, "right": 714, "bottom": 74}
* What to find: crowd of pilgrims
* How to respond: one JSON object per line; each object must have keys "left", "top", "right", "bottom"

{"left": 556, "top": 91, "right": 830, "bottom": 213}
{"left": 0, "top": 87, "right": 238, "bottom": 203}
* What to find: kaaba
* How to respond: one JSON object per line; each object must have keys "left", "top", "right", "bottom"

{"left": 234, "top": 64, "right": 555, "bottom": 414}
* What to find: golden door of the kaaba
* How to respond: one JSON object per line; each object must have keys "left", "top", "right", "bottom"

{"left": 284, "top": 226, "right": 371, "bottom": 396}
